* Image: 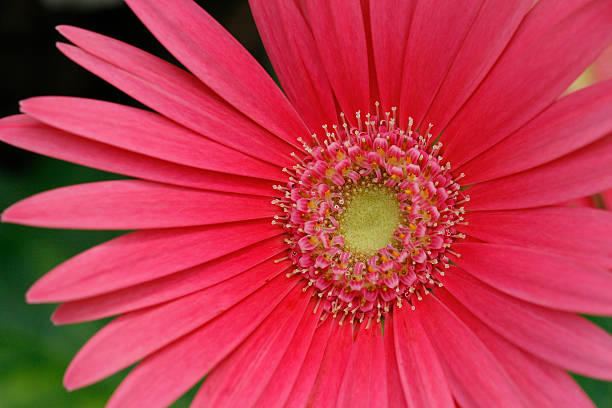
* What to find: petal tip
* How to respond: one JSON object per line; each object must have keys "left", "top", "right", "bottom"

{"left": 63, "top": 370, "right": 81, "bottom": 392}
{"left": 25, "top": 282, "right": 53, "bottom": 304}
{"left": 25, "top": 287, "right": 41, "bottom": 304}
{"left": 55, "top": 24, "right": 76, "bottom": 36}
{"left": 18, "top": 98, "right": 32, "bottom": 113}
{"left": 19, "top": 96, "right": 50, "bottom": 111}
{"left": 18, "top": 97, "right": 55, "bottom": 118}
{"left": 50, "top": 309, "right": 62, "bottom": 325}
{"left": 50, "top": 305, "right": 78, "bottom": 326}
{"left": 1, "top": 199, "right": 37, "bottom": 226}
{"left": 1, "top": 204, "right": 17, "bottom": 224}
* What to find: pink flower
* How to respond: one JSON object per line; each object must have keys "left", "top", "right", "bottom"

{"left": 2, "top": 0, "right": 612, "bottom": 406}
{"left": 567, "top": 44, "right": 612, "bottom": 209}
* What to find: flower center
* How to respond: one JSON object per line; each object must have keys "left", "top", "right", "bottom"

{"left": 338, "top": 184, "right": 400, "bottom": 256}
{"left": 272, "top": 106, "right": 468, "bottom": 323}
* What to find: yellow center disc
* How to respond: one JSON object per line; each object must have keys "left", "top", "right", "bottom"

{"left": 338, "top": 186, "right": 401, "bottom": 256}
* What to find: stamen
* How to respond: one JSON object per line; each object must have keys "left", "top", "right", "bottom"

{"left": 272, "top": 106, "right": 466, "bottom": 321}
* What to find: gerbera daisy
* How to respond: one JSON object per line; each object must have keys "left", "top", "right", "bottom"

{"left": 3, "top": 0, "right": 612, "bottom": 407}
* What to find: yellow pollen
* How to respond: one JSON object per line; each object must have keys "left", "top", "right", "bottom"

{"left": 339, "top": 187, "right": 401, "bottom": 256}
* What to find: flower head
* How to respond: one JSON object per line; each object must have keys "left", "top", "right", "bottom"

{"left": 2, "top": 0, "right": 612, "bottom": 407}
{"left": 277, "top": 113, "right": 466, "bottom": 321}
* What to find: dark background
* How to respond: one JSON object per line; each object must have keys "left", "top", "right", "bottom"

{"left": 0, "top": 1, "right": 610, "bottom": 407}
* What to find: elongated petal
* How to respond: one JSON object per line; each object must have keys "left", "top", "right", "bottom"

{"left": 105, "top": 278, "right": 301, "bottom": 408}
{"left": 284, "top": 317, "right": 335, "bottom": 408}
{"left": 0, "top": 115, "right": 275, "bottom": 196}
{"left": 602, "top": 189, "right": 612, "bottom": 209}
{"left": 192, "top": 295, "right": 316, "bottom": 407}
{"left": 2, "top": 180, "right": 274, "bottom": 229}
{"left": 417, "top": 296, "right": 525, "bottom": 408}
{"left": 306, "top": 321, "right": 354, "bottom": 407}
{"left": 468, "top": 133, "right": 612, "bottom": 210}
{"left": 64, "top": 268, "right": 292, "bottom": 390}
{"left": 52, "top": 237, "right": 285, "bottom": 324}
{"left": 383, "top": 314, "right": 409, "bottom": 408}
{"left": 445, "top": 268, "right": 612, "bottom": 380}
{"left": 369, "top": 0, "right": 416, "bottom": 111}
{"left": 56, "top": 31, "right": 295, "bottom": 166}
{"left": 27, "top": 219, "right": 280, "bottom": 302}
{"left": 424, "top": 0, "right": 532, "bottom": 130}
{"left": 124, "top": 0, "right": 308, "bottom": 147}
{"left": 249, "top": 0, "right": 336, "bottom": 131}
{"left": 567, "top": 196, "right": 597, "bottom": 208}
{"left": 399, "top": 0, "right": 484, "bottom": 127}
{"left": 443, "top": 0, "right": 612, "bottom": 167}
{"left": 254, "top": 300, "right": 322, "bottom": 408}
{"left": 593, "top": 44, "right": 612, "bottom": 81}
{"left": 438, "top": 290, "right": 596, "bottom": 408}
{"left": 337, "top": 324, "right": 387, "bottom": 408}
{"left": 460, "top": 207, "right": 612, "bottom": 268}
{"left": 393, "top": 308, "right": 454, "bottom": 408}
{"left": 304, "top": 0, "right": 370, "bottom": 116}
{"left": 20, "top": 96, "right": 283, "bottom": 181}
{"left": 450, "top": 243, "right": 612, "bottom": 314}
{"left": 462, "top": 79, "right": 612, "bottom": 184}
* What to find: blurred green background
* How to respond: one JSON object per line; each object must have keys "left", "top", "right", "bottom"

{"left": 0, "top": 1, "right": 611, "bottom": 407}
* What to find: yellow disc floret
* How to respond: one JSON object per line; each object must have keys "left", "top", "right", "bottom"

{"left": 339, "top": 185, "right": 401, "bottom": 256}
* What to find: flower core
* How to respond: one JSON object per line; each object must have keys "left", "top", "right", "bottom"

{"left": 273, "top": 107, "right": 467, "bottom": 322}
{"left": 338, "top": 185, "right": 401, "bottom": 256}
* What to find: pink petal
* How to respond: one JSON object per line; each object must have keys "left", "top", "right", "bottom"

{"left": 423, "top": 0, "right": 532, "bottom": 130}
{"left": 303, "top": 0, "right": 370, "bottom": 116}
{"left": 27, "top": 219, "right": 281, "bottom": 302}
{"left": 438, "top": 290, "right": 596, "bottom": 408}
{"left": 460, "top": 207, "right": 612, "bottom": 268}
{"left": 0, "top": 115, "right": 275, "bottom": 196}
{"left": 124, "top": 0, "right": 308, "bottom": 148}
{"left": 369, "top": 0, "right": 416, "bottom": 111}
{"left": 467, "top": 133, "right": 612, "bottom": 210}
{"left": 593, "top": 44, "right": 612, "bottom": 82}
{"left": 451, "top": 242, "right": 612, "bottom": 314}
{"left": 64, "top": 269, "right": 293, "bottom": 391}
{"left": 249, "top": 0, "right": 336, "bottom": 131}
{"left": 56, "top": 30, "right": 295, "bottom": 167}
{"left": 417, "top": 296, "right": 525, "bottom": 408}
{"left": 445, "top": 268, "right": 612, "bottom": 380}
{"left": 52, "top": 236, "right": 285, "bottom": 324}
{"left": 253, "top": 300, "right": 322, "bottom": 408}
{"left": 393, "top": 308, "right": 454, "bottom": 408}
{"left": 191, "top": 294, "right": 316, "bottom": 407}
{"left": 2, "top": 179, "right": 274, "bottom": 230}
{"left": 337, "top": 324, "right": 388, "bottom": 408}
{"left": 306, "top": 321, "right": 353, "bottom": 407}
{"left": 442, "top": 0, "right": 612, "bottom": 168}
{"left": 399, "top": 0, "right": 485, "bottom": 128}
{"left": 382, "top": 314, "right": 409, "bottom": 408}
{"left": 602, "top": 189, "right": 612, "bottom": 209}
{"left": 20, "top": 96, "right": 283, "bottom": 181}
{"left": 105, "top": 277, "right": 301, "bottom": 408}
{"left": 461, "top": 79, "right": 612, "bottom": 184}
{"left": 567, "top": 196, "right": 598, "bottom": 208}
{"left": 283, "top": 318, "right": 335, "bottom": 408}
